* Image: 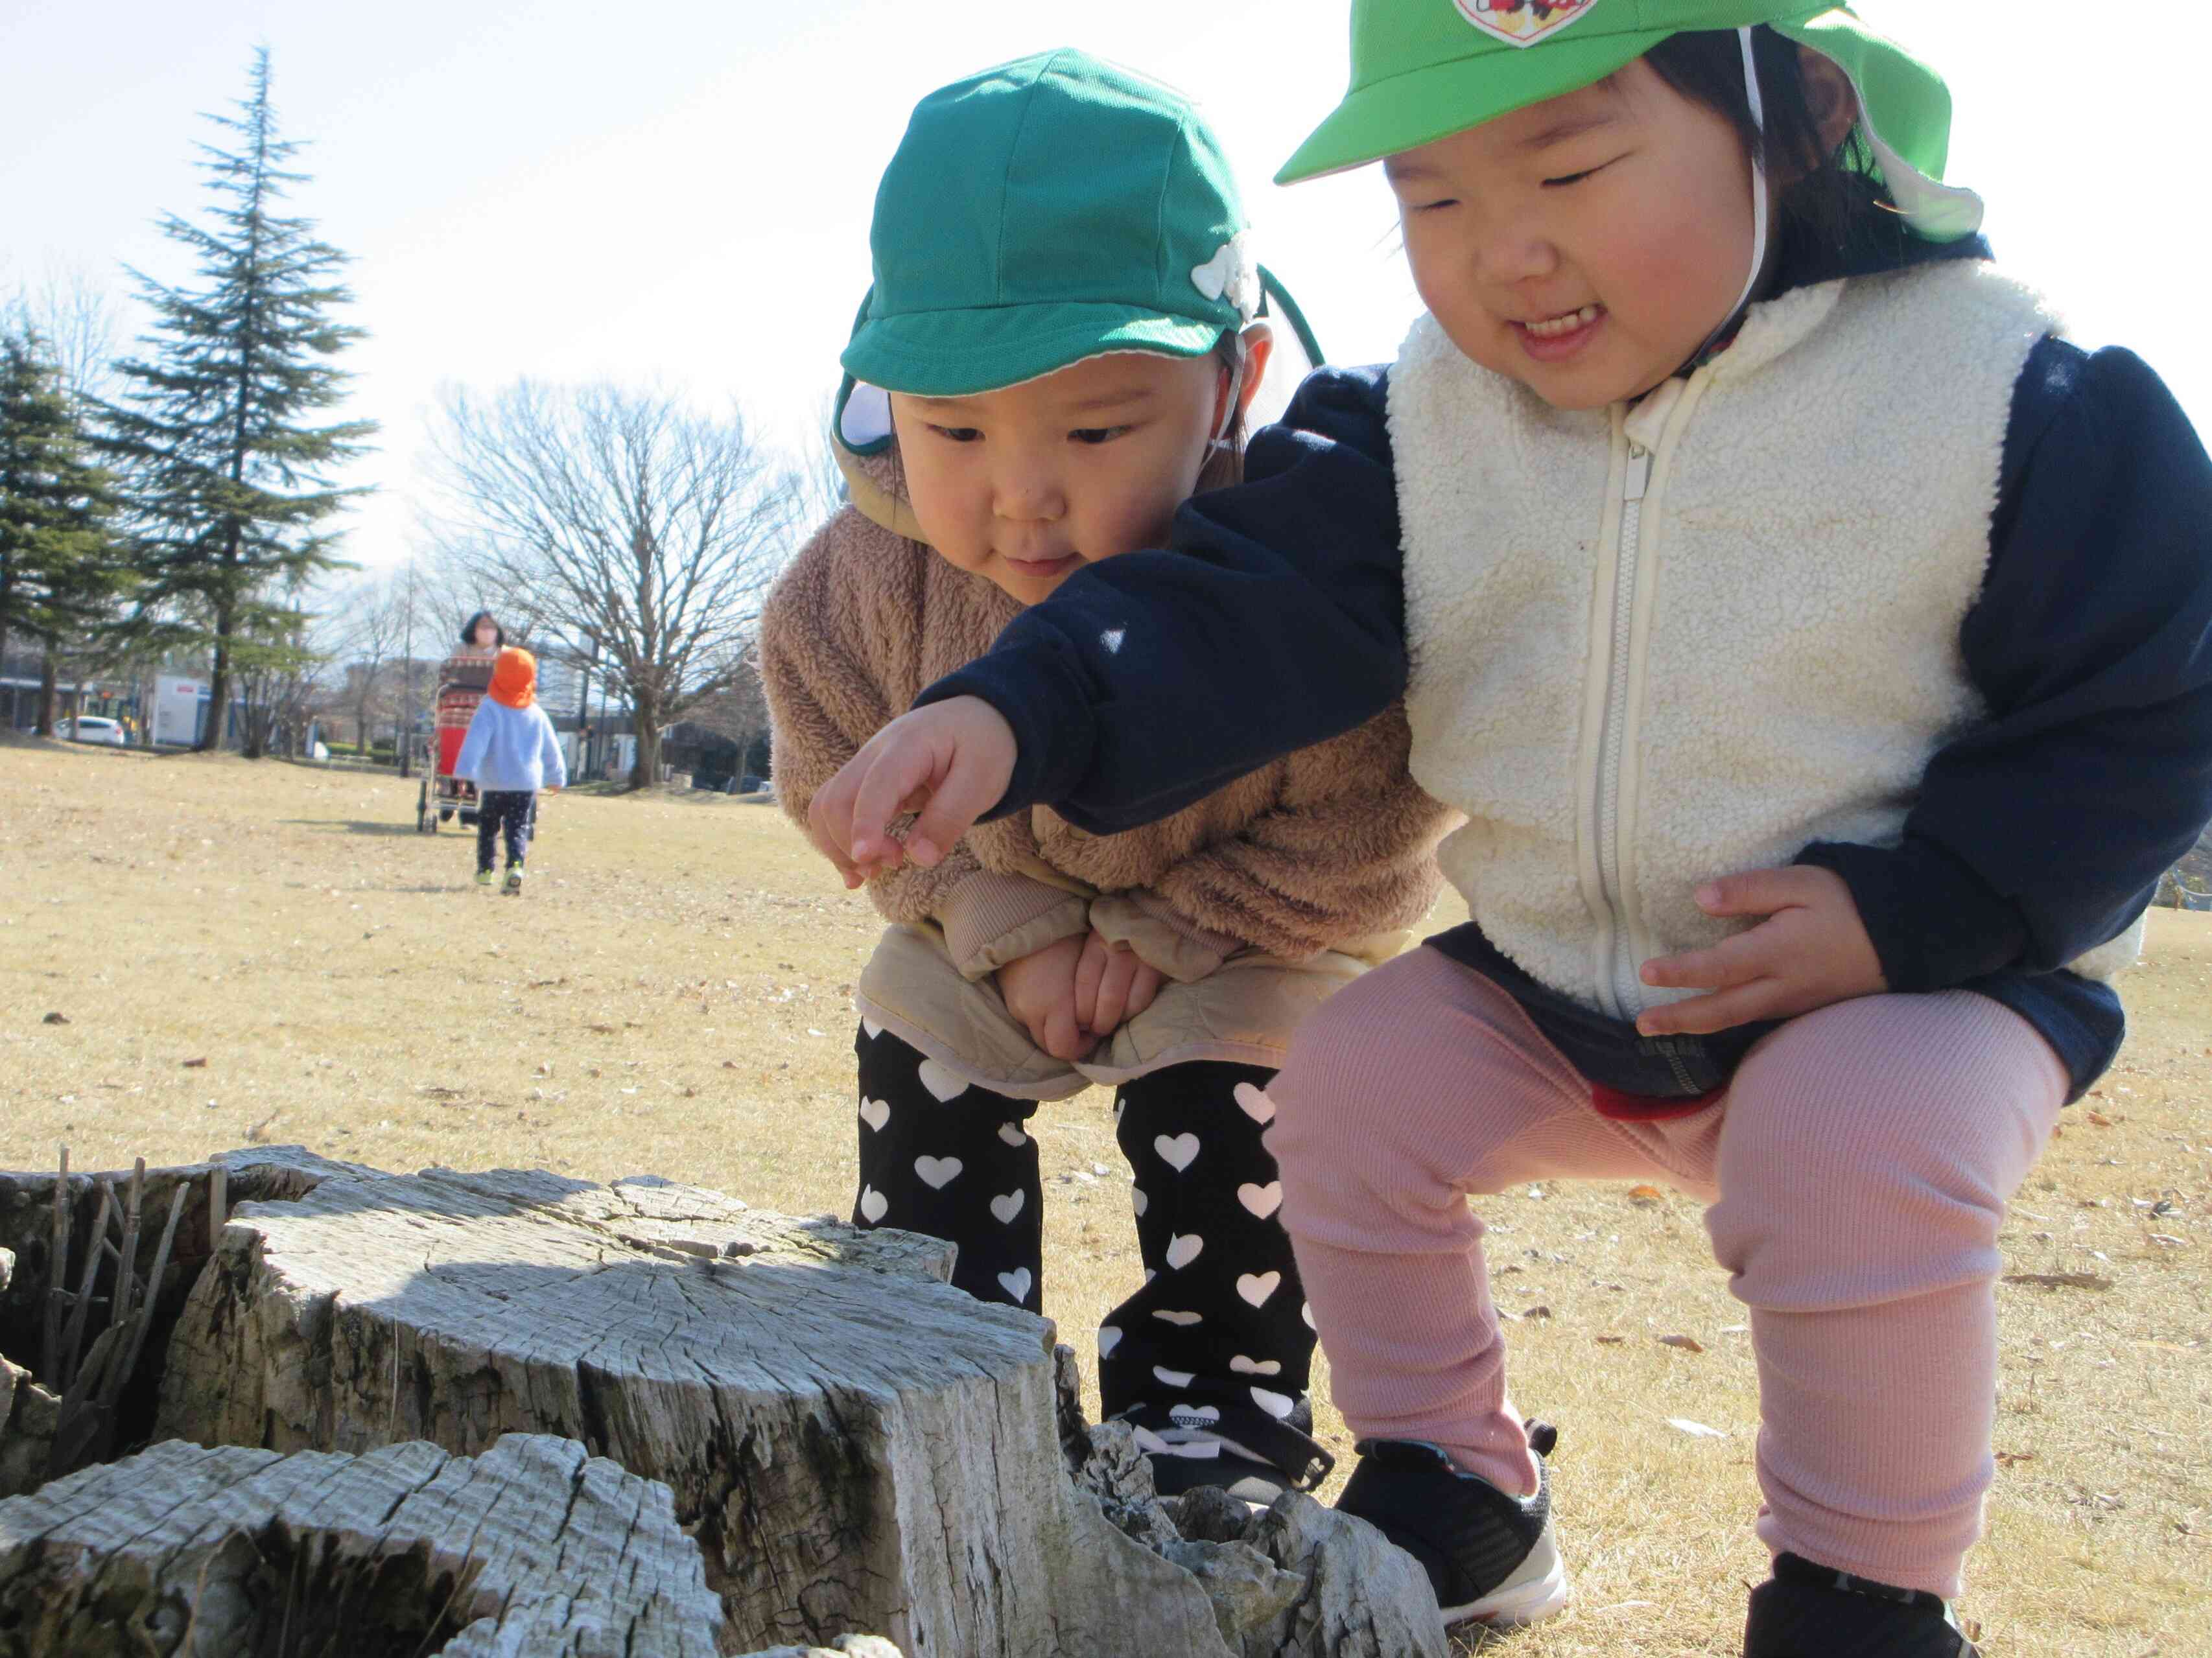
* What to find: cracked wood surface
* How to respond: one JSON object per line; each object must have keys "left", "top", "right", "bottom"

{"left": 0, "top": 1432, "right": 724, "bottom": 1657}
{"left": 155, "top": 1165, "right": 1230, "bottom": 1657}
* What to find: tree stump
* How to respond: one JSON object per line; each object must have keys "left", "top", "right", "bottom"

{"left": 0, "top": 1432, "right": 724, "bottom": 1656}
{"left": 0, "top": 1146, "right": 371, "bottom": 1495}
{"left": 157, "top": 1166, "right": 1230, "bottom": 1657}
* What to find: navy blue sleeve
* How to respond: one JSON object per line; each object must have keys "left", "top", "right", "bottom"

{"left": 1800, "top": 340, "right": 2212, "bottom": 988}
{"left": 916, "top": 366, "right": 1409, "bottom": 834}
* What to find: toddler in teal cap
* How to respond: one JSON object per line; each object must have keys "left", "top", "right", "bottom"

{"left": 760, "top": 48, "right": 1452, "bottom": 1509}
{"left": 805, "top": 7, "right": 2212, "bottom": 1655}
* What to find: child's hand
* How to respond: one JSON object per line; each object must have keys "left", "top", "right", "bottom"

{"left": 998, "top": 935, "right": 1094, "bottom": 1061}
{"left": 1074, "top": 929, "right": 1164, "bottom": 1040}
{"left": 808, "top": 697, "right": 1017, "bottom": 888}
{"left": 1635, "top": 866, "right": 1885, "bottom": 1037}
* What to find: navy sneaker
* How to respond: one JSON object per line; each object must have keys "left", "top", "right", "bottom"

{"left": 1744, "top": 1554, "right": 1981, "bottom": 1657}
{"left": 1334, "top": 1425, "right": 1570, "bottom": 1628}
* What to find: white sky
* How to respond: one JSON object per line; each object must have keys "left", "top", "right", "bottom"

{"left": 6, "top": 0, "right": 2207, "bottom": 576}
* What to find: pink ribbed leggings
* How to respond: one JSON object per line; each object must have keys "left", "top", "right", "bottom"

{"left": 1267, "top": 948, "right": 2066, "bottom": 1598}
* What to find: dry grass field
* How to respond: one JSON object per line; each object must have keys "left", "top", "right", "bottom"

{"left": 3, "top": 734, "right": 2206, "bottom": 1656}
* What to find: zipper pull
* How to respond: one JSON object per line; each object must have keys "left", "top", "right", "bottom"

{"left": 1624, "top": 443, "right": 1651, "bottom": 502}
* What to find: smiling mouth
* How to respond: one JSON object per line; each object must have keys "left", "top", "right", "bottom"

{"left": 1518, "top": 303, "right": 1604, "bottom": 338}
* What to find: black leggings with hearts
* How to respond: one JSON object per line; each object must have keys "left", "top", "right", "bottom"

{"left": 851, "top": 1022, "right": 1326, "bottom": 1486}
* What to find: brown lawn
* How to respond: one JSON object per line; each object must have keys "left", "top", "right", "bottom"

{"left": 2, "top": 734, "right": 2206, "bottom": 1655}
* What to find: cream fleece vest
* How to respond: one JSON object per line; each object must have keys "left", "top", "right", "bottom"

{"left": 1389, "top": 262, "right": 2092, "bottom": 1020}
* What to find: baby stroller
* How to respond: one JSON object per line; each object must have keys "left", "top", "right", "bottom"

{"left": 414, "top": 648, "right": 495, "bottom": 834}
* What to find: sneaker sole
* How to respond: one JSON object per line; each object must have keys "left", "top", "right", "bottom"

{"left": 1439, "top": 1529, "right": 1571, "bottom": 1629}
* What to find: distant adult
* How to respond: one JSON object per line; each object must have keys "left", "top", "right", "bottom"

{"left": 460, "top": 611, "right": 506, "bottom": 651}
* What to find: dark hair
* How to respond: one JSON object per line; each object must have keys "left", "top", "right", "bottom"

{"left": 1192, "top": 331, "right": 1252, "bottom": 495}
{"left": 460, "top": 611, "right": 506, "bottom": 649}
{"left": 1641, "top": 26, "right": 1889, "bottom": 254}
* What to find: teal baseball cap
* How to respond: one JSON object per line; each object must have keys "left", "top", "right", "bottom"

{"left": 1278, "top": 2, "right": 1981, "bottom": 240}
{"left": 838, "top": 49, "right": 1322, "bottom": 444}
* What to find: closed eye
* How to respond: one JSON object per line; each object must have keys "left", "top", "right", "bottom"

{"left": 1070, "top": 425, "right": 1135, "bottom": 446}
{"left": 1542, "top": 157, "right": 1623, "bottom": 189}
{"left": 925, "top": 423, "right": 983, "bottom": 443}
{"left": 1406, "top": 198, "right": 1459, "bottom": 215}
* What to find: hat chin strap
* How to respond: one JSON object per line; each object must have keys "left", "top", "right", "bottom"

{"left": 1689, "top": 26, "right": 1771, "bottom": 368}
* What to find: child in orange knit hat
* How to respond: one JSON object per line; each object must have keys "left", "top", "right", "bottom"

{"left": 454, "top": 646, "right": 567, "bottom": 894}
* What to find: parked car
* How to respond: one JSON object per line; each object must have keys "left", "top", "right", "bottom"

{"left": 58, "top": 716, "right": 128, "bottom": 747}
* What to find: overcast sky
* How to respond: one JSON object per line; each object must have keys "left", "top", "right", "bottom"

{"left": 6, "top": 0, "right": 2206, "bottom": 576}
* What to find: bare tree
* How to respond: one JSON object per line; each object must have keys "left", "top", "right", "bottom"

{"left": 324, "top": 572, "right": 407, "bottom": 747}
{"left": 425, "top": 382, "right": 799, "bottom": 788}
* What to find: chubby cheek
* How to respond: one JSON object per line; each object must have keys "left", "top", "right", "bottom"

{"left": 1077, "top": 456, "right": 1199, "bottom": 565}
{"left": 899, "top": 453, "right": 994, "bottom": 574}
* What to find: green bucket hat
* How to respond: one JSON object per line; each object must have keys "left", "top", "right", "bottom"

{"left": 836, "top": 48, "right": 1324, "bottom": 454}
{"left": 1277, "top": 2, "right": 1981, "bottom": 240}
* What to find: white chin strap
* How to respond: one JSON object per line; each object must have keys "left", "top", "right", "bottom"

{"left": 1693, "top": 26, "right": 1772, "bottom": 365}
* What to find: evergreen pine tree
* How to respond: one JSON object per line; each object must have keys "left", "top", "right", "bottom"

{"left": 100, "top": 47, "right": 373, "bottom": 753}
{"left": 0, "top": 328, "right": 122, "bottom": 734}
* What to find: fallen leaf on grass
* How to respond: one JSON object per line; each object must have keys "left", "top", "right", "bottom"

{"left": 1627, "top": 1184, "right": 1664, "bottom": 1204}
{"left": 1657, "top": 1334, "right": 1705, "bottom": 1353}
{"left": 1995, "top": 1451, "right": 2035, "bottom": 1467}
{"left": 2003, "top": 1272, "right": 2113, "bottom": 1291}
{"left": 1594, "top": 1334, "right": 1626, "bottom": 1344}
{"left": 2087, "top": 1110, "right": 2115, "bottom": 1127}
{"left": 416, "top": 1084, "right": 464, "bottom": 1099}
{"left": 245, "top": 1111, "right": 280, "bottom": 1144}
{"left": 41, "top": 1011, "right": 68, "bottom": 1025}
{"left": 1667, "top": 1417, "right": 1727, "bottom": 1438}
{"left": 182, "top": 1057, "right": 207, "bottom": 1068}
{"left": 587, "top": 1022, "right": 618, "bottom": 1034}
{"left": 1522, "top": 1305, "right": 1553, "bottom": 1319}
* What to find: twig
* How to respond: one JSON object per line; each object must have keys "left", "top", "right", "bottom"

{"left": 113, "top": 1159, "right": 145, "bottom": 1331}
{"left": 107, "top": 1184, "right": 189, "bottom": 1416}
{"left": 42, "top": 1144, "right": 69, "bottom": 1382}
{"left": 46, "top": 1321, "right": 125, "bottom": 1478}
{"left": 56, "top": 1181, "right": 114, "bottom": 1392}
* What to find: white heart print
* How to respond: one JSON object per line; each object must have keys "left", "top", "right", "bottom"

{"left": 1164, "top": 1233, "right": 1204, "bottom": 1270}
{"left": 1250, "top": 1386, "right": 1296, "bottom": 1420}
{"left": 998, "top": 1267, "right": 1032, "bottom": 1304}
{"left": 858, "top": 1186, "right": 888, "bottom": 1224}
{"left": 1229, "top": 1355, "right": 1282, "bottom": 1377}
{"left": 1153, "top": 1133, "right": 1201, "bottom": 1173}
{"left": 1301, "top": 1301, "right": 1315, "bottom": 1330}
{"left": 989, "top": 1191, "right": 1025, "bottom": 1225}
{"left": 1232, "top": 1083, "right": 1276, "bottom": 1125}
{"left": 1153, "top": 1366, "right": 1196, "bottom": 1388}
{"left": 1236, "top": 1271, "right": 1282, "bottom": 1308}
{"left": 1153, "top": 1309, "right": 1203, "bottom": 1327}
{"left": 1170, "top": 1402, "right": 1222, "bottom": 1429}
{"left": 997, "top": 1123, "right": 1029, "bottom": 1148}
{"left": 1132, "top": 1187, "right": 1148, "bottom": 1218}
{"left": 1098, "top": 1326, "right": 1122, "bottom": 1357}
{"left": 913, "top": 1155, "right": 963, "bottom": 1190}
{"left": 859, "top": 1099, "right": 891, "bottom": 1133}
{"left": 1237, "top": 1181, "right": 1282, "bottom": 1219}
{"left": 915, "top": 1059, "right": 971, "bottom": 1103}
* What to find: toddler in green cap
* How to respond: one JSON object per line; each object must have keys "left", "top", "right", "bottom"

{"left": 759, "top": 48, "right": 1453, "bottom": 1508}
{"left": 805, "top": 6, "right": 2212, "bottom": 1655}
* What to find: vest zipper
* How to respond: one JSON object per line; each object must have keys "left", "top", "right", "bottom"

{"left": 1592, "top": 442, "right": 1651, "bottom": 1020}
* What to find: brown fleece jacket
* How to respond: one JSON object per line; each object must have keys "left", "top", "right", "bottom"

{"left": 760, "top": 471, "right": 1452, "bottom": 977}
